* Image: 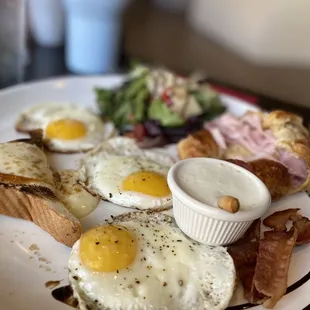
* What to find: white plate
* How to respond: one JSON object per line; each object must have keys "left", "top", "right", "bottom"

{"left": 0, "top": 76, "right": 308, "bottom": 310}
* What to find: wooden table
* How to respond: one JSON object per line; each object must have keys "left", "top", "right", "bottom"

{"left": 123, "top": 1, "right": 310, "bottom": 122}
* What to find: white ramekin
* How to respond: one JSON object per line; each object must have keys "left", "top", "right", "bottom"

{"left": 167, "top": 158, "right": 271, "bottom": 246}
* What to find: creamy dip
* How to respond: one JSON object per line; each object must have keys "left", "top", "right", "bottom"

{"left": 174, "top": 159, "right": 264, "bottom": 211}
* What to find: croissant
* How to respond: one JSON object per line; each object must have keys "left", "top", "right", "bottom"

{"left": 177, "top": 110, "right": 310, "bottom": 201}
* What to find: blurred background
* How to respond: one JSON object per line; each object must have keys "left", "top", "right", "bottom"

{"left": 1, "top": 0, "right": 310, "bottom": 117}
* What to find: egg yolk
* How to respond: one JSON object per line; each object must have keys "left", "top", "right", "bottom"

{"left": 79, "top": 225, "right": 137, "bottom": 272}
{"left": 122, "top": 171, "right": 171, "bottom": 197}
{"left": 45, "top": 119, "right": 87, "bottom": 140}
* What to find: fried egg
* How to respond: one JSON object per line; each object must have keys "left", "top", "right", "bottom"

{"left": 15, "top": 103, "right": 117, "bottom": 153}
{"left": 68, "top": 211, "right": 236, "bottom": 310}
{"left": 79, "top": 137, "right": 175, "bottom": 209}
{"left": 55, "top": 170, "right": 100, "bottom": 219}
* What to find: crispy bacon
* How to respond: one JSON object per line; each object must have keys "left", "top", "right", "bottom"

{"left": 228, "top": 241, "right": 258, "bottom": 269}
{"left": 252, "top": 228, "right": 298, "bottom": 308}
{"left": 239, "top": 265, "right": 257, "bottom": 301}
{"left": 229, "top": 209, "right": 310, "bottom": 309}
{"left": 227, "top": 220, "right": 261, "bottom": 296}
{"left": 263, "top": 209, "right": 301, "bottom": 231}
{"left": 294, "top": 217, "right": 310, "bottom": 245}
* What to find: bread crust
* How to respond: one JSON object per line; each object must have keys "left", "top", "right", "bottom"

{"left": 177, "top": 110, "right": 310, "bottom": 199}
{"left": 0, "top": 186, "right": 81, "bottom": 247}
{"left": 177, "top": 129, "right": 221, "bottom": 160}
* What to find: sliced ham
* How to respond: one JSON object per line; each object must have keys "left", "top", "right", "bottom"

{"left": 278, "top": 149, "right": 308, "bottom": 186}
{"left": 205, "top": 113, "right": 276, "bottom": 156}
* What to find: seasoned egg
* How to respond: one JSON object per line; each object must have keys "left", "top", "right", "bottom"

{"left": 79, "top": 137, "right": 175, "bottom": 209}
{"left": 68, "top": 211, "right": 236, "bottom": 310}
{"left": 55, "top": 170, "right": 100, "bottom": 219}
{"left": 15, "top": 103, "right": 117, "bottom": 153}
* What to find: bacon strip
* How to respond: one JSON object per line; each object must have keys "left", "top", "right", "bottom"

{"left": 294, "top": 217, "right": 310, "bottom": 245}
{"left": 252, "top": 228, "right": 298, "bottom": 308}
{"left": 228, "top": 220, "right": 261, "bottom": 298}
{"left": 263, "top": 209, "right": 301, "bottom": 231}
{"left": 229, "top": 209, "right": 310, "bottom": 309}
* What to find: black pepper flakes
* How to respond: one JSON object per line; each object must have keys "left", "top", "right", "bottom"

{"left": 135, "top": 280, "right": 140, "bottom": 284}
{"left": 109, "top": 193, "right": 113, "bottom": 198}
{"left": 115, "top": 240, "right": 119, "bottom": 244}
{"left": 73, "top": 276, "right": 79, "bottom": 280}
{"left": 163, "top": 282, "right": 167, "bottom": 287}
{"left": 95, "top": 242, "right": 100, "bottom": 245}
{"left": 116, "top": 270, "right": 119, "bottom": 273}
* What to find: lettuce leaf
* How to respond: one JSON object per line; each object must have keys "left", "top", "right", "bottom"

{"left": 148, "top": 99, "right": 185, "bottom": 127}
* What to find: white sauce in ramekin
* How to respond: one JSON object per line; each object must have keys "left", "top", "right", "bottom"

{"left": 174, "top": 159, "right": 262, "bottom": 211}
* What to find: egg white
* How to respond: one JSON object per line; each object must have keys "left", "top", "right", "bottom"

{"left": 80, "top": 156, "right": 171, "bottom": 209}
{"left": 55, "top": 170, "right": 100, "bottom": 219}
{"left": 68, "top": 212, "right": 236, "bottom": 310}
{"left": 79, "top": 137, "right": 175, "bottom": 209}
{"left": 80, "top": 137, "right": 176, "bottom": 168}
{"left": 15, "top": 103, "right": 117, "bottom": 153}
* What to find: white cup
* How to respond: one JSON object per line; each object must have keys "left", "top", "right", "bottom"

{"left": 28, "top": 0, "right": 65, "bottom": 47}
{"left": 63, "top": 0, "right": 130, "bottom": 74}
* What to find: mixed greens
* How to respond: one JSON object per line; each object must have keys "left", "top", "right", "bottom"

{"left": 95, "top": 65, "right": 226, "bottom": 143}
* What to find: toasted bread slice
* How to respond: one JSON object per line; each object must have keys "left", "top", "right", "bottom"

{"left": 0, "top": 186, "right": 81, "bottom": 247}
{"left": 0, "top": 138, "right": 81, "bottom": 247}
{"left": 0, "top": 140, "right": 55, "bottom": 195}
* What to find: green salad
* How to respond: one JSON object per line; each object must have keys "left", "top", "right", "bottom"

{"left": 95, "top": 65, "right": 225, "bottom": 141}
